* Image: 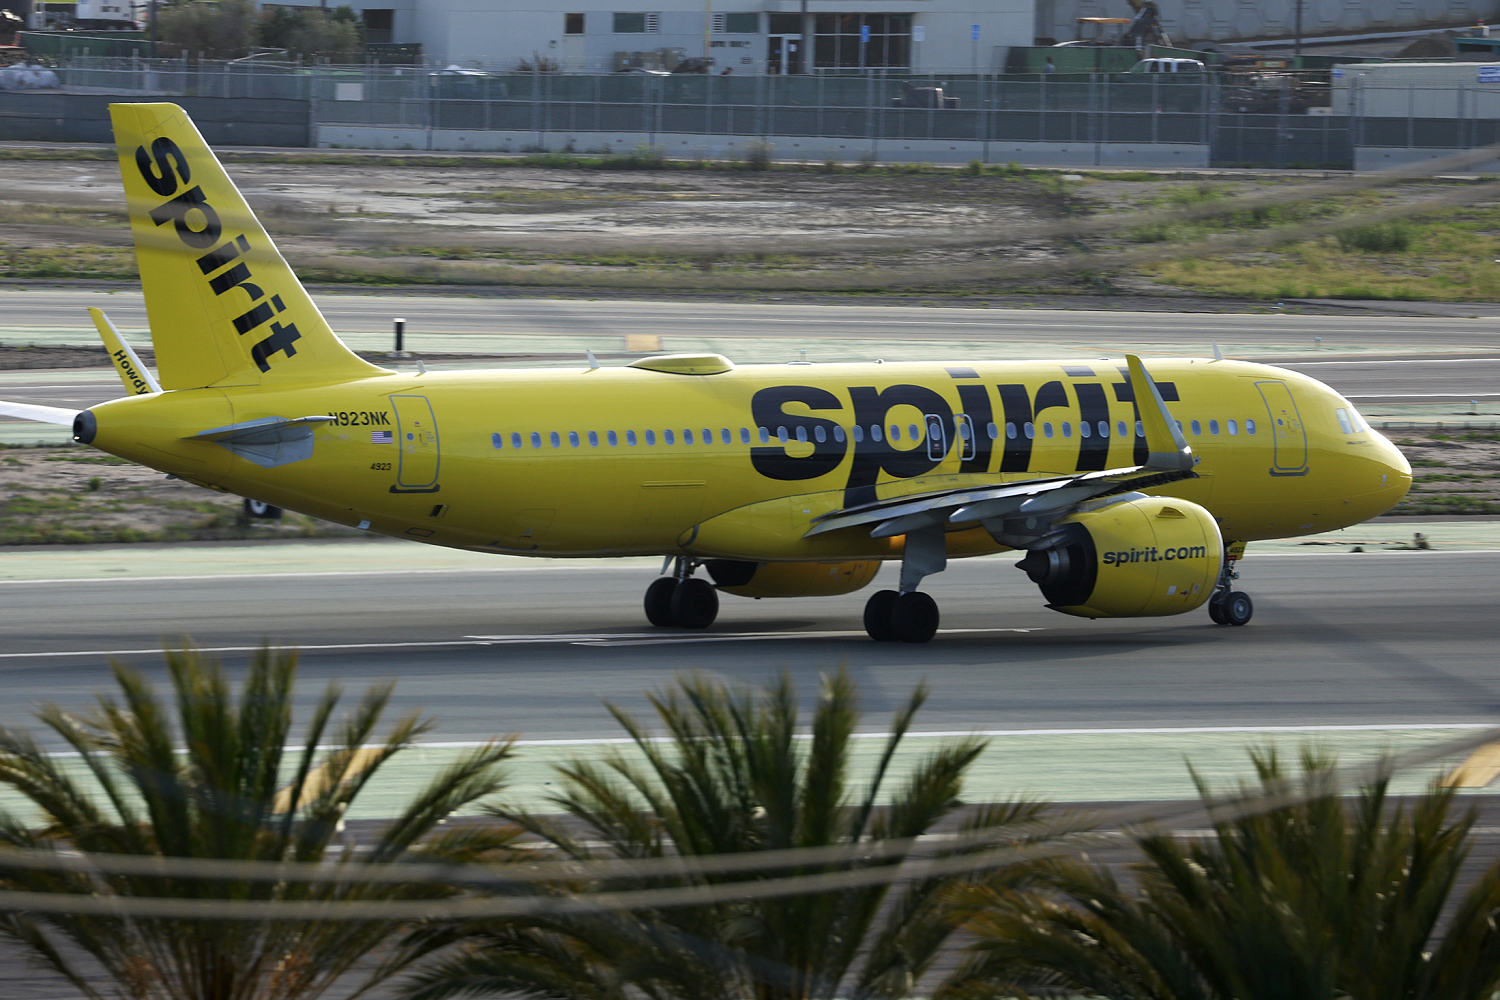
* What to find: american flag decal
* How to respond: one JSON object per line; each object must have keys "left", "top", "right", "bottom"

{"left": 372, "top": 430, "right": 393, "bottom": 444}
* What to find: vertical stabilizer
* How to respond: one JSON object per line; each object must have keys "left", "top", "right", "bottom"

{"left": 110, "top": 103, "right": 387, "bottom": 389}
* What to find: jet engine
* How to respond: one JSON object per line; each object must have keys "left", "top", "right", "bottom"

{"left": 706, "top": 559, "right": 881, "bottom": 598}
{"left": 1016, "top": 496, "right": 1223, "bottom": 618}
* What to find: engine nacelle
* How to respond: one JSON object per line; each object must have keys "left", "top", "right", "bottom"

{"left": 1016, "top": 496, "right": 1223, "bottom": 618}
{"left": 706, "top": 559, "right": 881, "bottom": 599}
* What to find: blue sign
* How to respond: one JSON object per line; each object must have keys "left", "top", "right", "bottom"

{"left": 860, "top": 24, "right": 870, "bottom": 43}
{"left": 1480, "top": 64, "right": 1500, "bottom": 83}
{"left": 971, "top": 24, "right": 981, "bottom": 41}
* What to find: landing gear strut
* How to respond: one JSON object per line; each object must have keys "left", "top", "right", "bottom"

{"left": 1207, "top": 544, "right": 1252, "bottom": 626}
{"left": 644, "top": 557, "right": 719, "bottom": 629}
{"left": 863, "top": 525, "right": 945, "bottom": 643}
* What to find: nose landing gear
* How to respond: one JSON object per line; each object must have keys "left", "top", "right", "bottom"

{"left": 644, "top": 557, "right": 719, "bottom": 629}
{"left": 1207, "top": 543, "right": 1252, "bottom": 626}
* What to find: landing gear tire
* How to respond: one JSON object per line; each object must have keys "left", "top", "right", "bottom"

{"left": 1207, "top": 592, "right": 1228, "bottom": 625}
{"left": 1223, "top": 591, "right": 1253, "bottom": 626}
{"left": 892, "top": 592, "right": 940, "bottom": 644}
{"left": 863, "top": 589, "right": 899, "bottom": 642}
{"left": 644, "top": 577, "right": 678, "bottom": 627}
{"left": 669, "top": 578, "right": 719, "bottom": 629}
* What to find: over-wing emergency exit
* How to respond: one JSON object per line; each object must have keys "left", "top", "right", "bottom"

{"left": 0, "top": 103, "right": 1412, "bottom": 642}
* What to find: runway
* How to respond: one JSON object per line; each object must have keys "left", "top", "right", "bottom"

{"left": 1, "top": 545, "right": 1495, "bottom": 748}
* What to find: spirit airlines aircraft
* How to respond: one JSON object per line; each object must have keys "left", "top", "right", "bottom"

{"left": 0, "top": 104, "right": 1412, "bottom": 643}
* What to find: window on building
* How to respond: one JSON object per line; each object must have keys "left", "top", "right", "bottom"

{"left": 613, "top": 12, "right": 659, "bottom": 33}
{"left": 714, "top": 11, "right": 757, "bottom": 33}
{"left": 565, "top": 12, "right": 584, "bottom": 34}
{"left": 814, "top": 13, "right": 911, "bottom": 69}
{"left": 363, "top": 8, "right": 393, "bottom": 44}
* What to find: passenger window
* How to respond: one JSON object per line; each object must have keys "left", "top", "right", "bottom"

{"left": 491, "top": 433, "right": 503, "bottom": 449}
{"left": 626, "top": 430, "right": 637, "bottom": 446}
{"left": 724, "top": 428, "right": 734, "bottom": 444}
{"left": 1043, "top": 422, "right": 1054, "bottom": 439}
{"left": 1209, "top": 420, "right": 1219, "bottom": 435}
{"left": 758, "top": 427, "right": 770, "bottom": 443}
{"left": 703, "top": 428, "right": 712, "bottom": 442}
{"left": 1190, "top": 420, "right": 1201, "bottom": 436}
{"left": 663, "top": 429, "right": 675, "bottom": 445}
{"left": 834, "top": 426, "right": 846, "bottom": 443}
{"left": 607, "top": 430, "right": 618, "bottom": 446}
{"left": 1117, "top": 421, "right": 1128, "bottom": 438}
{"left": 1006, "top": 422, "right": 1017, "bottom": 439}
{"left": 1061, "top": 422, "right": 1072, "bottom": 438}
{"left": 1079, "top": 422, "right": 1090, "bottom": 438}
{"left": 987, "top": 422, "right": 999, "bottom": 439}
{"left": 1246, "top": 419, "right": 1257, "bottom": 435}
{"left": 852, "top": 425, "right": 865, "bottom": 443}
{"left": 1135, "top": 421, "right": 1144, "bottom": 437}
{"left": 568, "top": 431, "right": 580, "bottom": 447}
{"left": 645, "top": 430, "right": 656, "bottom": 445}
{"left": 549, "top": 431, "right": 561, "bottom": 448}
{"left": 871, "top": 425, "right": 884, "bottom": 443}
{"left": 1227, "top": 419, "right": 1238, "bottom": 436}
{"left": 1024, "top": 422, "right": 1035, "bottom": 439}
{"left": 683, "top": 429, "right": 693, "bottom": 444}
{"left": 589, "top": 430, "right": 599, "bottom": 446}
{"left": 909, "top": 423, "right": 920, "bottom": 440}
{"left": 1098, "top": 420, "right": 1109, "bottom": 438}
{"left": 777, "top": 426, "right": 789, "bottom": 443}
{"left": 814, "top": 426, "right": 826, "bottom": 443}
{"left": 511, "top": 432, "right": 522, "bottom": 449}
{"left": 889, "top": 425, "right": 902, "bottom": 442}
{"left": 530, "top": 432, "right": 542, "bottom": 449}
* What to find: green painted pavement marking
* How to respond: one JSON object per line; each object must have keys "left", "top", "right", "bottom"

{"left": 0, "top": 728, "right": 1487, "bottom": 824}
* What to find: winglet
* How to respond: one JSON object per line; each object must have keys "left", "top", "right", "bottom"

{"left": 90, "top": 307, "right": 160, "bottom": 395}
{"left": 1126, "top": 354, "right": 1194, "bottom": 472}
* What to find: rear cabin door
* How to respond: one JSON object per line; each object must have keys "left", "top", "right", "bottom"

{"left": 389, "top": 394, "right": 441, "bottom": 492}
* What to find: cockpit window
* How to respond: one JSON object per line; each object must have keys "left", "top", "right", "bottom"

{"left": 1335, "top": 408, "right": 1354, "bottom": 434}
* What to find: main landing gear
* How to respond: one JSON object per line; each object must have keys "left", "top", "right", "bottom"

{"left": 1207, "top": 545, "right": 1253, "bottom": 627}
{"left": 862, "top": 525, "right": 945, "bottom": 644}
{"left": 644, "top": 557, "right": 719, "bottom": 629}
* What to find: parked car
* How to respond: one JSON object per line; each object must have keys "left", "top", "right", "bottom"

{"left": 1129, "top": 57, "right": 1205, "bottom": 73}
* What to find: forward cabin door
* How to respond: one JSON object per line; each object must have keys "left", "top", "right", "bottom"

{"left": 1255, "top": 380, "right": 1308, "bottom": 476}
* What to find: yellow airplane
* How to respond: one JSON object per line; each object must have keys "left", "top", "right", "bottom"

{"left": 0, "top": 103, "right": 1412, "bottom": 643}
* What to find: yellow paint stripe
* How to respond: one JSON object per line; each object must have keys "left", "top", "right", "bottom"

{"left": 1442, "top": 742, "right": 1500, "bottom": 788}
{"left": 273, "top": 746, "right": 387, "bottom": 814}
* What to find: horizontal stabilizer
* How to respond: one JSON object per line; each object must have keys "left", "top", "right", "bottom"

{"left": 0, "top": 400, "right": 79, "bottom": 426}
{"left": 193, "top": 415, "right": 334, "bottom": 468}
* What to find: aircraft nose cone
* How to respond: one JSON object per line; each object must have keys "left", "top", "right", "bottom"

{"left": 1376, "top": 431, "right": 1412, "bottom": 507}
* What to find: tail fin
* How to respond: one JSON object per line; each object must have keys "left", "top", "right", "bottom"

{"left": 110, "top": 103, "right": 387, "bottom": 390}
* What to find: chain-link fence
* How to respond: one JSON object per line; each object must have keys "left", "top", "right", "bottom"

{"left": 25, "top": 58, "right": 1500, "bottom": 171}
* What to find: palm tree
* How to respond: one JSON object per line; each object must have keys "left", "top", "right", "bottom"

{"left": 401, "top": 669, "right": 1062, "bottom": 1000}
{"left": 941, "top": 748, "right": 1500, "bottom": 1000}
{"left": 0, "top": 645, "right": 516, "bottom": 1000}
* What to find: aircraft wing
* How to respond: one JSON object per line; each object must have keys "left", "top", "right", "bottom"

{"left": 804, "top": 354, "right": 1198, "bottom": 547}
{"left": 0, "top": 400, "right": 78, "bottom": 426}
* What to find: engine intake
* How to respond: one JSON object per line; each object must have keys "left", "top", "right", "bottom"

{"left": 1019, "top": 496, "right": 1223, "bottom": 618}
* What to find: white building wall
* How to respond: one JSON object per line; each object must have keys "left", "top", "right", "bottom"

{"left": 1332, "top": 61, "right": 1500, "bottom": 117}
{"left": 259, "top": 0, "right": 1037, "bottom": 73}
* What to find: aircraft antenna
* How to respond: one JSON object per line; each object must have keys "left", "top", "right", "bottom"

{"left": 586, "top": 349, "right": 600, "bottom": 370}
{"left": 1212, "top": 342, "right": 1224, "bottom": 362}
{"left": 416, "top": 359, "right": 428, "bottom": 375}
